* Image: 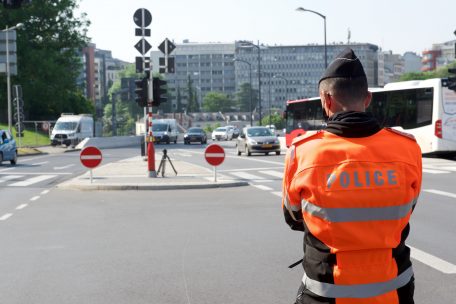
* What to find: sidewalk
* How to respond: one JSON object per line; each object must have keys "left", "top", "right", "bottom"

{"left": 57, "top": 154, "right": 248, "bottom": 191}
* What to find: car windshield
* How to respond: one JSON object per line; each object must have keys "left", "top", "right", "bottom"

{"left": 152, "top": 124, "right": 168, "bottom": 131}
{"left": 247, "top": 128, "right": 273, "bottom": 137}
{"left": 54, "top": 121, "right": 78, "bottom": 131}
{"left": 215, "top": 128, "right": 226, "bottom": 132}
{"left": 188, "top": 128, "right": 203, "bottom": 133}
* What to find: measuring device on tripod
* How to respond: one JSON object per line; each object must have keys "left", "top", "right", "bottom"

{"left": 157, "top": 149, "right": 177, "bottom": 177}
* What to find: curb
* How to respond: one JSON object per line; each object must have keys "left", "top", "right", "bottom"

{"left": 57, "top": 180, "right": 249, "bottom": 191}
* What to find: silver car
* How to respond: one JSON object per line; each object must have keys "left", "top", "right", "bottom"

{"left": 236, "top": 126, "right": 281, "bottom": 156}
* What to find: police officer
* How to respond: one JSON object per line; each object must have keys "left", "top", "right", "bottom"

{"left": 282, "top": 48, "right": 422, "bottom": 304}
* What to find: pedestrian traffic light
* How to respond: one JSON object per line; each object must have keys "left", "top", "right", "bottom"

{"left": 135, "top": 77, "right": 148, "bottom": 107}
{"left": 152, "top": 77, "right": 168, "bottom": 107}
{"left": 448, "top": 68, "right": 456, "bottom": 92}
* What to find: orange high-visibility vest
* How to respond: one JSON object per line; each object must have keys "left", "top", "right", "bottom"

{"left": 283, "top": 128, "right": 422, "bottom": 303}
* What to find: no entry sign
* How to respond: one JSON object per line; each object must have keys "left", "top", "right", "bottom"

{"left": 205, "top": 144, "right": 225, "bottom": 166}
{"left": 80, "top": 146, "right": 102, "bottom": 169}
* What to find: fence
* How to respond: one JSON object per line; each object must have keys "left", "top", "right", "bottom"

{"left": 14, "top": 120, "right": 55, "bottom": 148}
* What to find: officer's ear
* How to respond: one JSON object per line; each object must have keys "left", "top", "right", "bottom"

{"left": 364, "top": 91, "right": 372, "bottom": 109}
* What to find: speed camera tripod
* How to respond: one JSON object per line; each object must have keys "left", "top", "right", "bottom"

{"left": 157, "top": 149, "right": 177, "bottom": 177}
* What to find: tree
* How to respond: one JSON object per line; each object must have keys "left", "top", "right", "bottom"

{"left": 399, "top": 62, "right": 456, "bottom": 82}
{"left": 186, "top": 74, "right": 199, "bottom": 113}
{"left": 202, "top": 92, "right": 234, "bottom": 112}
{"left": 261, "top": 113, "right": 285, "bottom": 129}
{"left": 235, "top": 82, "right": 258, "bottom": 112}
{"left": 0, "top": 0, "right": 92, "bottom": 121}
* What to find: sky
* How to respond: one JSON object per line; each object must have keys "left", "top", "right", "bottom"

{"left": 76, "top": 0, "right": 456, "bottom": 63}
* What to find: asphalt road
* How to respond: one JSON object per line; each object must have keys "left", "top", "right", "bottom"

{"left": 0, "top": 142, "right": 455, "bottom": 303}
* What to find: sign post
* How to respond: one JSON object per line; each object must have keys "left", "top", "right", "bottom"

{"left": 80, "top": 146, "right": 103, "bottom": 183}
{"left": 204, "top": 144, "right": 225, "bottom": 182}
{"left": 133, "top": 7, "right": 156, "bottom": 177}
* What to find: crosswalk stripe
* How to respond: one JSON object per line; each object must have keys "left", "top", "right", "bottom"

{"left": 230, "top": 172, "right": 267, "bottom": 180}
{"left": 423, "top": 168, "right": 451, "bottom": 174}
{"left": 250, "top": 184, "right": 273, "bottom": 191}
{"left": 9, "top": 175, "right": 57, "bottom": 187}
{"left": 272, "top": 191, "right": 283, "bottom": 197}
{"left": 0, "top": 175, "right": 23, "bottom": 183}
{"left": 259, "top": 170, "right": 283, "bottom": 178}
{"left": 423, "top": 189, "right": 456, "bottom": 199}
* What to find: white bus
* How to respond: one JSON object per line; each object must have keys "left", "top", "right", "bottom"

{"left": 284, "top": 78, "right": 456, "bottom": 155}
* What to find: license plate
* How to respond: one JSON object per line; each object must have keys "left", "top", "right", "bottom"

{"left": 262, "top": 144, "right": 272, "bottom": 148}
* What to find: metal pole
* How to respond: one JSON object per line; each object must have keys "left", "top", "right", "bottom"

{"left": 268, "top": 74, "right": 271, "bottom": 126}
{"left": 214, "top": 166, "right": 217, "bottom": 182}
{"left": 6, "top": 26, "right": 12, "bottom": 134}
{"left": 257, "top": 41, "right": 262, "bottom": 126}
{"left": 324, "top": 16, "right": 327, "bottom": 68}
{"left": 248, "top": 63, "right": 253, "bottom": 126}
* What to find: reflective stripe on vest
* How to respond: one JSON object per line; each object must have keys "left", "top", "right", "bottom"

{"left": 301, "top": 197, "right": 417, "bottom": 223}
{"left": 302, "top": 266, "right": 414, "bottom": 298}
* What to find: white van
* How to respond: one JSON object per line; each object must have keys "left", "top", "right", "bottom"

{"left": 152, "top": 119, "right": 178, "bottom": 144}
{"left": 50, "top": 114, "right": 94, "bottom": 147}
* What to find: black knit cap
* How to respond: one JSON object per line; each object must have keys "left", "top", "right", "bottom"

{"left": 319, "top": 47, "right": 367, "bottom": 84}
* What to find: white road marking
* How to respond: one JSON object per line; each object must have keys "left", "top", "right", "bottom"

{"left": 9, "top": 175, "right": 57, "bottom": 187}
{"left": 219, "top": 167, "right": 283, "bottom": 173}
{"left": 19, "top": 155, "right": 50, "bottom": 162}
{"left": 32, "top": 161, "right": 49, "bottom": 166}
{"left": 181, "top": 149, "right": 284, "bottom": 166}
{"left": 422, "top": 168, "right": 450, "bottom": 174}
{"left": 16, "top": 204, "right": 28, "bottom": 210}
{"left": 30, "top": 196, "right": 40, "bottom": 201}
{"left": 53, "top": 164, "right": 75, "bottom": 170}
{"left": 409, "top": 245, "right": 456, "bottom": 274}
{"left": 0, "top": 168, "right": 14, "bottom": 172}
{"left": 41, "top": 189, "right": 50, "bottom": 195}
{"left": 230, "top": 172, "right": 266, "bottom": 180}
{"left": 0, "top": 172, "right": 70, "bottom": 175}
{"left": 423, "top": 189, "right": 456, "bottom": 199}
{"left": 250, "top": 184, "right": 273, "bottom": 191}
{"left": 0, "top": 213, "right": 13, "bottom": 221}
{"left": 260, "top": 170, "right": 284, "bottom": 178}
{"left": 0, "top": 175, "right": 23, "bottom": 183}
{"left": 272, "top": 191, "right": 283, "bottom": 197}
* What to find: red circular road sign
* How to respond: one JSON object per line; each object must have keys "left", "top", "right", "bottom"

{"left": 205, "top": 144, "right": 225, "bottom": 166}
{"left": 80, "top": 146, "right": 102, "bottom": 169}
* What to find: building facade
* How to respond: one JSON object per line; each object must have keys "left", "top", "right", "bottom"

{"left": 151, "top": 41, "right": 380, "bottom": 113}
{"left": 422, "top": 40, "right": 456, "bottom": 71}
{"left": 150, "top": 41, "right": 236, "bottom": 112}
{"left": 378, "top": 51, "right": 405, "bottom": 86}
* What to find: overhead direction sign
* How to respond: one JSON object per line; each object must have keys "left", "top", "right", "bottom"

{"left": 133, "top": 8, "right": 152, "bottom": 28}
{"left": 135, "top": 38, "right": 152, "bottom": 55}
{"left": 158, "top": 38, "right": 176, "bottom": 55}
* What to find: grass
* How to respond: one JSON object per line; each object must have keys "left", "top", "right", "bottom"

{"left": 0, "top": 123, "right": 50, "bottom": 147}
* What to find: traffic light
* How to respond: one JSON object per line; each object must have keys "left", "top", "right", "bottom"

{"left": 448, "top": 68, "right": 456, "bottom": 92}
{"left": 135, "top": 77, "right": 148, "bottom": 107}
{"left": 152, "top": 77, "right": 168, "bottom": 107}
{"left": 2, "top": 0, "right": 31, "bottom": 8}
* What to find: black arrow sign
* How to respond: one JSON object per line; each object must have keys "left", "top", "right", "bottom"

{"left": 135, "top": 38, "right": 152, "bottom": 55}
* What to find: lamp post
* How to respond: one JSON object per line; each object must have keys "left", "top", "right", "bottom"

{"left": 238, "top": 40, "right": 262, "bottom": 125}
{"left": 3, "top": 23, "right": 24, "bottom": 134}
{"left": 265, "top": 72, "right": 272, "bottom": 126}
{"left": 296, "top": 7, "right": 327, "bottom": 68}
{"left": 273, "top": 74, "right": 288, "bottom": 108}
{"left": 233, "top": 58, "right": 253, "bottom": 126}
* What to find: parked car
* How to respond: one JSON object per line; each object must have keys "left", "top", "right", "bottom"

{"left": 184, "top": 127, "right": 207, "bottom": 144}
{"left": 0, "top": 130, "right": 17, "bottom": 165}
{"left": 211, "top": 127, "right": 233, "bottom": 141}
{"left": 236, "top": 126, "right": 281, "bottom": 156}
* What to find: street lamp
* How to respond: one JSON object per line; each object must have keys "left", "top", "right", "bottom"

{"left": 273, "top": 74, "right": 288, "bottom": 108}
{"left": 264, "top": 72, "right": 273, "bottom": 126}
{"left": 233, "top": 58, "right": 253, "bottom": 126}
{"left": 3, "top": 23, "right": 24, "bottom": 134}
{"left": 238, "top": 40, "right": 263, "bottom": 125}
{"left": 296, "top": 7, "right": 327, "bottom": 68}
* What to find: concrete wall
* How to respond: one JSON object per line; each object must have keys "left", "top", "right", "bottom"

{"left": 76, "top": 136, "right": 142, "bottom": 149}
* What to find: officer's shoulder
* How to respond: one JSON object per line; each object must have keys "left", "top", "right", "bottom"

{"left": 384, "top": 128, "right": 416, "bottom": 142}
{"left": 291, "top": 130, "right": 323, "bottom": 146}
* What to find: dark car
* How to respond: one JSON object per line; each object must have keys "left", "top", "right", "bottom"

{"left": 184, "top": 127, "right": 207, "bottom": 144}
